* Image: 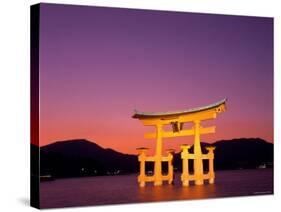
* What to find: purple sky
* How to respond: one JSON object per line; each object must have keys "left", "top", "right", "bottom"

{"left": 39, "top": 3, "right": 273, "bottom": 153}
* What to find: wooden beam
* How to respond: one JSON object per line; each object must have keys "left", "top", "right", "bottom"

{"left": 178, "top": 110, "right": 217, "bottom": 123}
{"left": 139, "top": 109, "right": 218, "bottom": 126}
{"left": 201, "top": 126, "right": 216, "bottom": 134}
{"left": 145, "top": 156, "right": 155, "bottom": 162}
{"left": 144, "top": 176, "right": 155, "bottom": 182}
{"left": 141, "top": 118, "right": 180, "bottom": 126}
{"left": 144, "top": 126, "right": 216, "bottom": 139}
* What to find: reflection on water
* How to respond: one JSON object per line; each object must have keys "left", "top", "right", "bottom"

{"left": 40, "top": 169, "right": 273, "bottom": 208}
{"left": 137, "top": 180, "right": 217, "bottom": 202}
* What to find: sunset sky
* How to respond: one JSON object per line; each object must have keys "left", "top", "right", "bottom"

{"left": 38, "top": 4, "right": 273, "bottom": 154}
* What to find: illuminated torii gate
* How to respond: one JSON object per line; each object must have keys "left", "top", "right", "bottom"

{"left": 132, "top": 99, "right": 227, "bottom": 187}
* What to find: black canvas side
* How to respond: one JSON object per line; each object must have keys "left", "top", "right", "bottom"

{"left": 30, "top": 3, "right": 40, "bottom": 209}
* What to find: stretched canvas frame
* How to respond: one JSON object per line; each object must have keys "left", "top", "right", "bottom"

{"left": 31, "top": 3, "right": 274, "bottom": 209}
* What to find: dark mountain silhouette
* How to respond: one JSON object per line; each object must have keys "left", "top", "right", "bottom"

{"left": 40, "top": 139, "right": 138, "bottom": 178}
{"left": 212, "top": 138, "right": 273, "bottom": 170}
{"left": 38, "top": 138, "right": 273, "bottom": 179}
{"left": 173, "top": 138, "right": 273, "bottom": 171}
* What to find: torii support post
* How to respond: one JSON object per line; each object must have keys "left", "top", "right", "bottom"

{"left": 137, "top": 147, "right": 148, "bottom": 187}
{"left": 166, "top": 149, "right": 175, "bottom": 185}
{"left": 154, "top": 124, "right": 163, "bottom": 186}
{"left": 181, "top": 144, "right": 191, "bottom": 186}
{"left": 136, "top": 146, "right": 175, "bottom": 187}
{"left": 193, "top": 120, "right": 204, "bottom": 185}
{"left": 206, "top": 146, "right": 216, "bottom": 184}
{"left": 181, "top": 144, "right": 217, "bottom": 186}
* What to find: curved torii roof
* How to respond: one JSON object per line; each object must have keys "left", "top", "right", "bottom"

{"left": 132, "top": 98, "right": 227, "bottom": 119}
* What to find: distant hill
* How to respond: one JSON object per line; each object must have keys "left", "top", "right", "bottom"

{"left": 38, "top": 138, "right": 273, "bottom": 178}
{"left": 173, "top": 138, "right": 273, "bottom": 171}
{"left": 40, "top": 139, "right": 138, "bottom": 178}
{"left": 212, "top": 138, "right": 273, "bottom": 170}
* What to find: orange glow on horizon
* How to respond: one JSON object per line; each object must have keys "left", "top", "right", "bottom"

{"left": 39, "top": 116, "right": 273, "bottom": 155}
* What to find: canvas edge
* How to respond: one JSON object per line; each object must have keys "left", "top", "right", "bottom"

{"left": 30, "top": 3, "right": 40, "bottom": 209}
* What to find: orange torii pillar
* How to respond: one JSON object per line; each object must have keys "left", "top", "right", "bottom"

{"left": 181, "top": 144, "right": 216, "bottom": 186}
{"left": 181, "top": 144, "right": 191, "bottom": 186}
{"left": 154, "top": 124, "right": 163, "bottom": 185}
{"left": 193, "top": 120, "right": 204, "bottom": 185}
{"left": 136, "top": 145, "right": 175, "bottom": 187}
{"left": 166, "top": 149, "right": 175, "bottom": 185}
{"left": 206, "top": 146, "right": 216, "bottom": 184}
{"left": 137, "top": 147, "right": 148, "bottom": 187}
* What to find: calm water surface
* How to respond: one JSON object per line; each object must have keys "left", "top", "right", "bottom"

{"left": 40, "top": 169, "right": 273, "bottom": 208}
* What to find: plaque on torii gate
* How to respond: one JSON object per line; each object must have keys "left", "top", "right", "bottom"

{"left": 132, "top": 99, "right": 227, "bottom": 187}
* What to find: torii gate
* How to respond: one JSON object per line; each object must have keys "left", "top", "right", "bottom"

{"left": 132, "top": 99, "right": 227, "bottom": 187}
